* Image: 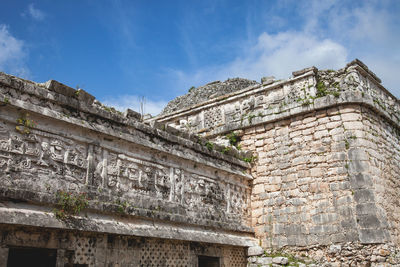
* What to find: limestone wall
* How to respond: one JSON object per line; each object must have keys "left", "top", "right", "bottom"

{"left": 242, "top": 103, "right": 399, "bottom": 248}
{"left": 0, "top": 72, "right": 255, "bottom": 248}
{"left": 150, "top": 60, "right": 400, "bottom": 143}
{"left": 361, "top": 106, "right": 400, "bottom": 245}
{"left": 152, "top": 59, "right": 400, "bottom": 265}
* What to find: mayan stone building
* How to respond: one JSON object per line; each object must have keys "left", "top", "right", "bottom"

{"left": 0, "top": 59, "right": 399, "bottom": 266}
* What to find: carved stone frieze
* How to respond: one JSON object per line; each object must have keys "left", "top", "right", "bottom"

{"left": 0, "top": 117, "right": 249, "bottom": 219}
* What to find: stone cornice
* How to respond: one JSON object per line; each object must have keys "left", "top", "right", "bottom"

{"left": 0, "top": 73, "right": 252, "bottom": 178}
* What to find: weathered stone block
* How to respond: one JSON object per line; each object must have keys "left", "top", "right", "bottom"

{"left": 343, "top": 121, "right": 364, "bottom": 130}
{"left": 310, "top": 168, "right": 324, "bottom": 177}
{"left": 349, "top": 173, "right": 373, "bottom": 189}
{"left": 258, "top": 257, "right": 273, "bottom": 264}
{"left": 341, "top": 113, "right": 362, "bottom": 121}
{"left": 359, "top": 229, "right": 387, "bottom": 244}
{"left": 265, "top": 184, "right": 281, "bottom": 192}
{"left": 355, "top": 203, "right": 377, "bottom": 215}
{"left": 248, "top": 246, "right": 264, "bottom": 256}
{"left": 348, "top": 148, "right": 369, "bottom": 161}
{"left": 272, "top": 256, "right": 289, "bottom": 265}
{"left": 356, "top": 214, "right": 381, "bottom": 228}
{"left": 353, "top": 189, "right": 375, "bottom": 203}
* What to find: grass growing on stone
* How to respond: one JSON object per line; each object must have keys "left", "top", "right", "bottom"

{"left": 205, "top": 141, "right": 214, "bottom": 151}
{"left": 242, "top": 155, "right": 257, "bottom": 163}
{"left": 54, "top": 191, "right": 89, "bottom": 220}
{"left": 115, "top": 199, "right": 130, "bottom": 214}
{"left": 226, "top": 131, "right": 241, "bottom": 147}
{"left": 344, "top": 139, "right": 350, "bottom": 149}
{"left": 16, "top": 113, "right": 36, "bottom": 134}
{"left": 248, "top": 114, "right": 257, "bottom": 124}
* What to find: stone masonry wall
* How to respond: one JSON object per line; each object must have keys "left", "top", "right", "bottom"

{"left": 151, "top": 59, "right": 400, "bottom": 144}
{"left": 152, "top": 60, "right": 400, "bottom": 265}
{"left": 240, "top": 104, "right": 396, "bottom": 248}
{"left": 0, "top": 72, "right": 255, "bottom": 250}
{"left": 361, "top": 106, "right": 400, "bottom": 245}
{"left": 242, "top": 104, "right": 400, "bottom": 266}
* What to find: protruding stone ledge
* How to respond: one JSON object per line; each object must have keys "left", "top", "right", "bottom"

{"left": 44, "top": 79, "right": 77, "bottom": 97}
{"left": 203, "top": 90, "right": 400, "bottom": 138}
{"left": 346, "top": 58, "right": 381, "bottom": 83}
{"left": 150, "top": 69, "right": 317, "bottom": 123}
{"left": 0, "top": 72, "right": 252, "bottom": 173}
{"left": 0, "top": 186, "right": 254, "bottom": 233}
{"left": 124, "top": 108, "right": 142, "bottom": 120}
{"left": 292, "top": 66, "right": 318, "bottom": 77}
{"left": 0, "top": 206, "right": 256, "bottom": 247}
{"left": 261, "top": 76, "right": 275, "bottom": 85}
{"left": 248, "top": 246, "right": 264, "bottom": 256}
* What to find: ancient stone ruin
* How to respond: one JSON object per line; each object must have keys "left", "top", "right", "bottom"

{"left": 0, "top": 59, "right": 399, "bottom": 266}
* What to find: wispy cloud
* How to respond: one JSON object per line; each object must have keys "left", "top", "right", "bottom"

{"left": 22, "top": 3, "right": 46, "bottom": 21}
{"left": 0, "top": 24, "right": 29, "bottom": 77}
{"left": 102, "top": 95, "right": 168, "bottom": 116}
{"left": 168, "top": 32, "right": 347, "bottom": 95}
{"left": 287, "top": 0, "right": 400, "bottom": 94}
{"left": 168, "top": 0, "right": 400, "bottom": 97}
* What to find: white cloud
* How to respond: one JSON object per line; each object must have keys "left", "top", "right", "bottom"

{"left": 24, "top": 3, "right": 46, "bottom": 21}
{"left": 223, "top": 32, "right": 348, "bottom": 80}
{"left": 170, "top": 31, "right": 348, "bottom": 93}
{"left": 102, "top": 95, "right": 168, "bottom": 116}
{"left": 170, "top": 0, "right": 400, "bottom": 97}
{"left": 292, "top": 0, "right": 400, "bottom": 95}
{"left": 0, "top": 24, "right": 29, "bottom": 77}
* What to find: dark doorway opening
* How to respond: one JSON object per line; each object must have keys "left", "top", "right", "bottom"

{"left": 198, "top": 255, "right": 220, "bottom": 267}
{"left": 7, "top": 247, "right": 57, "bottom": 267}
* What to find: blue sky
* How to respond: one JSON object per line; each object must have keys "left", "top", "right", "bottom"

{"left": 1, "top": 0, "right": 399, "bottom": 115}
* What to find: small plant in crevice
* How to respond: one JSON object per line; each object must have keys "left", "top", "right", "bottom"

{"left": 332, "top": 91, "right": 340, "bottom": 98}
{"left": 221, "top": 146, "right": 231, "bottom": 154}
{"left": 1, "top": 97, "right": 9, "bottom": 106}
{"left": 205, "top": 141, "right": 214, "bottom": 151}
{"left": 242, "top": 155, "right": 257, "bottom": 163}
{"left": 314, "top": 79, "right": 341, "bottom": 99}
{"left": 115, "top": 199, "right": 130, "bottom": 214}
{"left": 102, "top": 104, "right": 123, "bottom": 115}
{"left": 344, "top": 139, "right": 350, "bottom": 150}
{"left": 74, "top": 89, "right": 81, "bottom": 97}
{"left": 248, "top": 114, "right": 256, "bottom": 124}
{"left": 226, "top": 131, "right": 241, "bottom": 148}
{"left": 316, "top": 81, "right": 327, "bottom": 97}
{"left": 16, "top": 113, "right": 36, "bottom": 134}
{"left": 53, "top": 191, "right": 89, "bottom": 220}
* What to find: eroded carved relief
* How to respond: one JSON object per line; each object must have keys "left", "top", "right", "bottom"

{"left": 0, "top": 119, "right": 249, "bottom": 219}
{"left": 224, "top": 104, "right": 241, "bottom": 124}
{"left": 183, "top": 172, "right": 248, "bottom": 216}
{"left": 187, "top": 115, "right": 202, "bottom": 132}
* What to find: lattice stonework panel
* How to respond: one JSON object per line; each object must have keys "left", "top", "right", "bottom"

{"left": 73, "top": 236, "right": 96, "bottom": 266}
{"left": 225, "top": 246, "right": 247, "bottom": 267}
{"left": 139, "top": 239, "right": 191, "bottom": 267}
{"left": 204, "top": 108, "right": 223, "bottom": 128}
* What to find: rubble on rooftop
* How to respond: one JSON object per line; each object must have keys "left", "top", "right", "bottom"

{"left": 161, "top": 78, "right": 259, "bottom": 115}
